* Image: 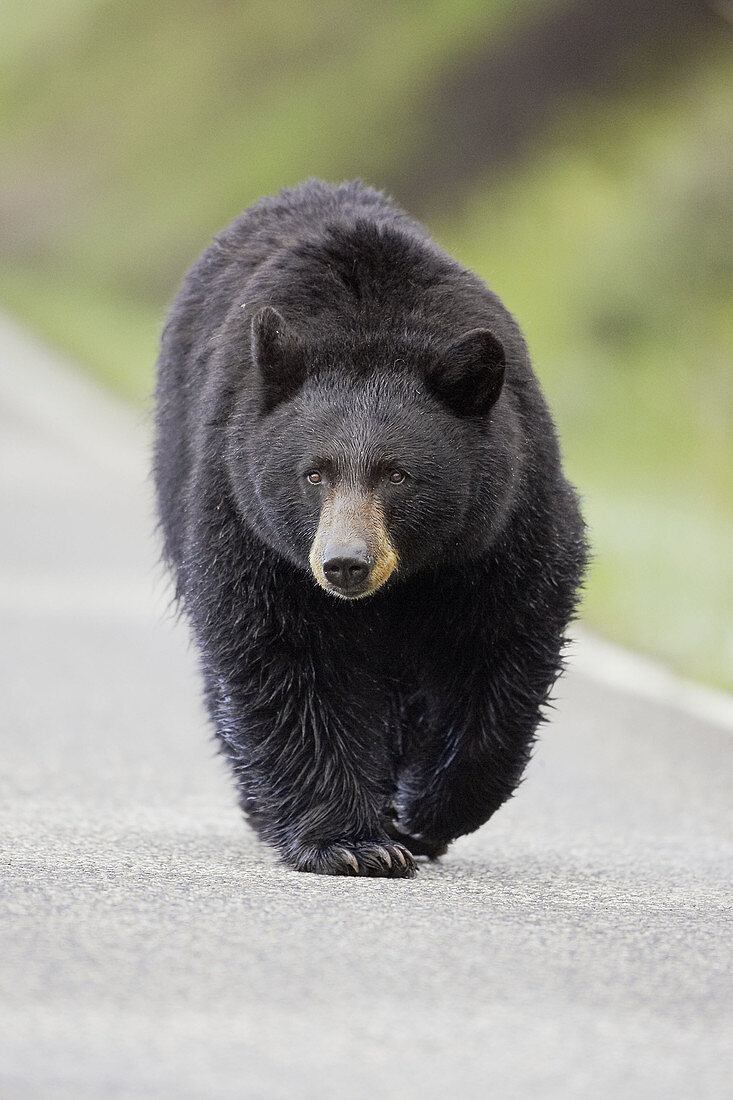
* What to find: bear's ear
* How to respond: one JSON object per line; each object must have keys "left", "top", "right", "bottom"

{"left": 427, "top": 328, "right": 506, "bottom": 417}
{"left": 250, "top": 306, "right": 306, "bottom": 412}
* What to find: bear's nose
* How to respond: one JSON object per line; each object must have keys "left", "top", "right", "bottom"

{"left": 322, "top": 539, "right": 371, "bottom": 592}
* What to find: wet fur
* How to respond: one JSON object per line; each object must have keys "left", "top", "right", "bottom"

{"left": 153, "top": 179, "right": 588, "bottom": 876}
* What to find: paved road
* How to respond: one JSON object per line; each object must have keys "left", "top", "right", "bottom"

{"left": 1, "top": 316, "right": 731, "bottom": 1099}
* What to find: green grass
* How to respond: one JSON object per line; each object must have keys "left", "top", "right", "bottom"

{"left": 439, "top": 45, "right": 733, "bottom": 689}
{"left": 1, "top": 0, "right": 531, "bottom": 304}
{"left": 1, "top": 0, "right": 534, "bottom": 392}
{"left": 0, "top": 265, "right": 160, "bottom": 403}
{"left": 1, "top": 3, "right": 731, "bottom": 690}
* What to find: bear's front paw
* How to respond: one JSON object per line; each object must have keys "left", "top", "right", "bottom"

{"left": 287, "top": 839, "right": 417, "bottom": 878}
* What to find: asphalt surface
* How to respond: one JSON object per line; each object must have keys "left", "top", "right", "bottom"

{"left": 1, "top": 316, "right": 732, "bottom": 1099}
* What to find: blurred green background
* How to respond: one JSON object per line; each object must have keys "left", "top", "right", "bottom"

{"left": 1, "top": 0, "right": 731, "bottom": 690}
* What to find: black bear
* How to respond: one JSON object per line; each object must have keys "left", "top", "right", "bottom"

{"left": 154, "top": 179, "right": 587, "bottom": 878}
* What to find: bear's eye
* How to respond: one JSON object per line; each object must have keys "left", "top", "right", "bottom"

{"left": 389, "top": 470, "right": 406, "bottom": 484}
{"left": 307, "top": 470, "right": 322, "bottom": 484}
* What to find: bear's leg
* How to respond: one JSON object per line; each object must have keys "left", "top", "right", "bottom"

{"left": 204, "top": 666, "right": 416, "bottom": 878}
{"left": 388, "top": 698, "right": 535, "bottom": 859}
{"left": 388, "top": 634, "right": 567, "bottom": 858}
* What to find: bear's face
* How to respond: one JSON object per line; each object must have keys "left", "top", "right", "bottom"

{"left": 226, "top": 307, "right": 507, "bottom": 600}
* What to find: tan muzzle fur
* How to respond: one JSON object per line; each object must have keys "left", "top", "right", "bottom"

{"left": 309, "top": 489, "right": 398, "bottom": 598}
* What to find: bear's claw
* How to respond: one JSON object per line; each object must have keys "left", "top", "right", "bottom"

{"left": 338, "top": 847, "right": 360, "bottom": 874}
{"left": 290, "top": 840, "right": 416, "bottom": 878}
{"left": 391, "top": 845, "right": 407, "bottom": 867}
{"left": 375, "top": 845, "right": 392, "bottom": 869}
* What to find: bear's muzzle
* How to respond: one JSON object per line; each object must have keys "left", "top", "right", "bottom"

{"left": 309, "top": 490, "right": 398, "bottom": 599}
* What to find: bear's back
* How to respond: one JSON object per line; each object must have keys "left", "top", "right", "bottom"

{"left": 154, "top": 182, "right": 416, "bottom": 568}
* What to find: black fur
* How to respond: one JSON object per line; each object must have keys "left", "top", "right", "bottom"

{"left": 153, "top": 179, "right": 588, "bottom": 878}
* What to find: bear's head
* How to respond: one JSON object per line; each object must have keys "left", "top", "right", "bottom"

{"left": 226, "top": 306, "right": 515, "bottom": 600}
